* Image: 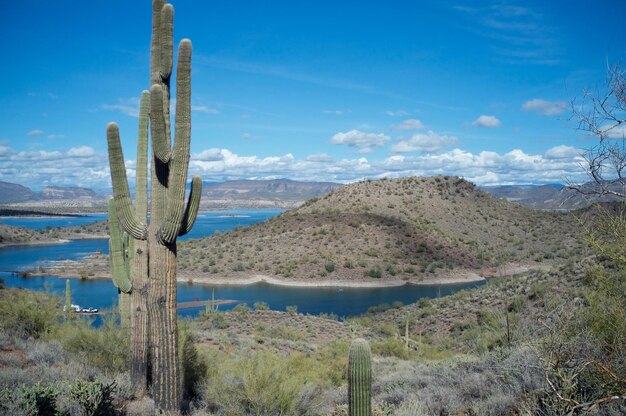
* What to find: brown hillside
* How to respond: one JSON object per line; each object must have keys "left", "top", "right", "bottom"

{"left": 178, "top": 176, "right": 586, "bottom": 283}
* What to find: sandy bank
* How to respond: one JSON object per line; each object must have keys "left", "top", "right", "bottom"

{"left": 181, "top": 271, "right": 486, "bottom": 288}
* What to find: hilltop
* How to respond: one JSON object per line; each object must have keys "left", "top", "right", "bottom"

{"left": 178, "top": 176, "right": 587, "bottom": 284}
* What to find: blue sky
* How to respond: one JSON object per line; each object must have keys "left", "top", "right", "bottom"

{"left": 1, "top": 0, "right": 625, "bottom": 190}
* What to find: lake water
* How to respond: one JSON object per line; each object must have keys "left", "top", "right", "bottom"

{"left": 0, "top": 211, "right": 484, "bottom": 318}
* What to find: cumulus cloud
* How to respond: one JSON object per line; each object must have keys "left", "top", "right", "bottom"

{"left": 67, "top": 146, "right": 96, "bottom": 158}
{"left": 27, "top": 129, "right": 45, "bottom": 137}
{"left": 330, "top": 129, "right": 390, "bottom": 153}
{"left": 522, "top": 99, "right": 566, "bottom": 115}
{"left": 305, "top": 153, "right": 335, "bottom": 163}
{"left": 544, "top": 145, "right": 582, "bottom": 159}
{"left": 472, "top": 115, "right": 501, "bottom": 128}
{"left": 0, "top": 139, "right": 590, "bottom": 190}
{"left": 391, "top": 131, "right": 458, "bottom": 153}
{"left": 0, "top": 145, "right": 110, "bottom": 189}
{"left": 392, "top": 119, "right": 426, "bottom": 131}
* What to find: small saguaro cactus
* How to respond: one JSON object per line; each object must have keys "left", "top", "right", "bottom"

{"left": 108, "top": 199, "right": 132, "bottom": 327}
{"left": 65, "top": 279, "right": 71, "bottom": 315}
{"left": 348, "top": 338, "right": 372, "bottom": 416}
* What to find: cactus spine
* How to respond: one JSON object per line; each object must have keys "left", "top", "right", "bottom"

{"left": 348, "top": 338, "right": 372, "bottom": 416}
{"left": 106, "top": 1, "right": 201, "bottom": 411}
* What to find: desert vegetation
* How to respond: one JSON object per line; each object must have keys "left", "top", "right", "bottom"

{"left": 1, "top": 221, "right": 624, "bottom": 415}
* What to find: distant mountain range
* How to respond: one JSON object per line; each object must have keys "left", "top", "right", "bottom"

{"left": 200, "top": 179, "right": 343, "bottom": 209}
{"left": 480, "top": 182, "right": 623, "bottom": 210}
{"left": 1, "top": 179, "right": 621, "bottom": 211}
{"left": 0, "top": 181, "right": 99, "bottom": 204}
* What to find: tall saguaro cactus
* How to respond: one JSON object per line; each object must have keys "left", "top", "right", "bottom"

{"left": 106, "top": 1, "right": 202, "bottom": 411}
{"left": 348, "top": 338, "right": 372, "bottom": 416}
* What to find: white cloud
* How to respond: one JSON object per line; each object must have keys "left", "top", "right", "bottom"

{"left": 522, "top": 99, "right": 566, "bottom": 115}
{"left": 392, "top": 118, "right": 426, "bottom": 131}
{"left": 472, "top": 115, "right": 501, "bottom": 128}
{"left": 391, "top": 131, "right": 458, "bottom": 153}
{"left": 192, "top": 105, "right": 220, "bottom": 114}
{"left": 194, "top": 148, "right": 225, "bottom": 161}
{"left": 0, "top": 138, "right": 591, "bottom": 190}
{"left": 27, "top": 129, "right": 45, "bottom": 137}
{"left": 385, "top": 110, "right": 410, "bottom": 117}
{"left": 305, "top": 153, "right": 335, "bottom": 163}
{"left": 67, "top": 146, "right": 96, "bottom": 158}
{"left": 330, "top": 129, "right": 390, "bottom": 153}
{"left": 601, "top": 124, "right": 626, "bottom": 139}
{"left": 102, "top": 97, "right": 140, "bottom": 117}
{"left": 544, "top": 145, "right": 582, "bottom": 159}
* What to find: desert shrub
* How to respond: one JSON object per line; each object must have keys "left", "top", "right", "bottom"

{"left": 1, "top": 382, "right": 60, "bottom": 415}
{"left": 256, "top": 324, "right": 304, "bottom": 342}
{"left": 58, "top": 316, "right": 129, "bottom": 375}
{"left": 0, "top": 289, "right": 62, "bottom": 339}
{"left": 286, "top": 305, "right": 298, "bottom": 315}
{"left": 253, "top": 301, "right": 269, "bottom": 311}
{"left": 366, "top": 266, "right": 382, "bottom": 278}
{"left": 371, "top": 337, "right": 409, "bottom": 360}
{"left": 324, "top": 261, "right": 335, "bottom": 273}
{"left": 536, "top": 208, "right": 626, "bottom": 414}
{"left": 202, "top": 350, "right": 325, "bottom": 415}
{"left": 68, "top": 380, "right": 117, "bottom": 416}
{"left": 180, "top": 326, "right": 208, "bottom": 403}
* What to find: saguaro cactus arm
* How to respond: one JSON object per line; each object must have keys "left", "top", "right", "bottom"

{"left": 159, "top": 4, "right": 174, "bottom": 80}
{"left": 108, "top": 199, "right": 132, "bottom": 293}
{"left": 150, "top": 85, "right": 170, "bottom": 163}
{"left": 348, "top": 338, "right": 372, "bottom": 416}
{"left": 159, "top": 39, "right": 196, "bottom": 244}
{"left": 135, "top": 90, "right": 150, "bottom": 218}
{"left": 179, "top": 175, "right": 202, "bottom": 236}
{"left": 107, "top": 123, "right": 148, "bottom": 240}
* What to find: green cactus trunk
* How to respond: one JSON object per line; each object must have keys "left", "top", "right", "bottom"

{"left": 106, "top": 1, "right": 201, "bottom": 411}
{"left": 348, "top": 338, "right": 372, "bottom": 416}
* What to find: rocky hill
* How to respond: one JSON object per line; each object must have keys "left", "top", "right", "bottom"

{"left": 0, "top": 181, "right": 37, "bottom": 204}
{"left": 178, "top": 176, "right": 587, "bottom": 284}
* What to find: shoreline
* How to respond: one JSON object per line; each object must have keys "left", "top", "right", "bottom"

{"left": 182, "top": 272, "right": 487, "bottom": 288}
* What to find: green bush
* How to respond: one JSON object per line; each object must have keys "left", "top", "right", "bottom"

{"left": 253, "top": 301, "right": 269, "bottom": 311}
{"left": 69, "top": 380, "right": 116, "bottom": 416}
{"left": 372, "top": 337, "right": 409, "bottom": 359}
{"left": 0, "top": 289, "right": 62, "bottom": 339}
{"left": 365, "top": 266, "right": 382, "bottom": 278}
{"left": 58, "top": 316, "right": 129, "bottom": 375}
{"left": 202, "top": 350, "right": 324, "bottom": 415}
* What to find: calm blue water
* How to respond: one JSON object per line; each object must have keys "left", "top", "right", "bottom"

{"left": 0, "top": 210, "right": 282, "bottom": 241}
{"left": 0, "top": 211, "right": 484, "bottom": 318}
{"left": 0, "top": 214, "right": 109, "bottom": 230}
